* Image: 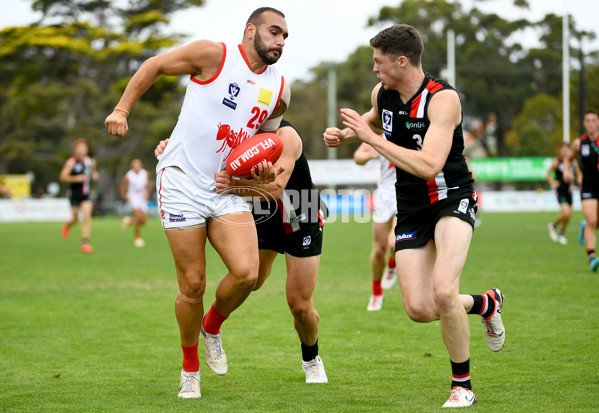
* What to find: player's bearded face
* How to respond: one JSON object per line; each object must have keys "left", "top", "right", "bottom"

{"left": 254, "top": 29, "right": 282, "bottom": 65}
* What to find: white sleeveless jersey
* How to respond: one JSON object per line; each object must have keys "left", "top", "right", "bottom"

{"left": 126, "top": 169, "right": 149, "bottom": 200}
{"left": 156, "top": 43, "right": 285, "bottom": 190}
{"left": 377, "top": 154, "right": 396, "bottom": 192}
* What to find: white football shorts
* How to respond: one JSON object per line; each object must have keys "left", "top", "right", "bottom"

{"left": 129, "top": 195, "right": 148, "bottom": 213}
{"left": 372, "top": 184, "right": 397, "bottom": 224}
{"left": 157, "top": 166, "right": 250, "bottom": 229}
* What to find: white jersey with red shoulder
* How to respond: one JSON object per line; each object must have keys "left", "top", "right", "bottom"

{"left": 156, "top": 43, "right": 285, "bottom": 190}
{"left": 126, "top": 169, "right": 149, "bottom": 200}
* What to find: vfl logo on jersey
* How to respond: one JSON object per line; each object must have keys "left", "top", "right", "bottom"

{"left": 382, "top": 109, "right": 393, "bottom": 139}
{"left": 396, "top": 231, "right": 416, "bottom": 242}
{"left": 257, "top": 88, "right": 273, "bottom": 107}
{"left": 303, "top": 236, "right": 312, "bottom": 246}
{"left": 223, "top": 82, "right": 241, "bottom": 110}
{"left": 216, "top": 123, "right": 250, "bottom": 157}
{"left": 581, "top": 144, "right": 590, "bottom": 157}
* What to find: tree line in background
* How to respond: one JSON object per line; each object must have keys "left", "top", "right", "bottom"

{"left": 0, "top": 0, "right": 598, "bottom": 202}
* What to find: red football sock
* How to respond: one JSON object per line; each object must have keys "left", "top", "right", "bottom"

{"left": 203, "top": 304, "right": 228, "bottom": 335}
{"left": 181, "top": 342, "right": 199, "bottom": 372}
{"left": 372, "top": 280, "right": 383, "bottom": 296}
{"left": 388, "top": 254, "right": 396, "bottom": 269}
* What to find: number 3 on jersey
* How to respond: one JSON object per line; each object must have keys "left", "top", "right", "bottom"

{"left": 247, "top": 107, "right": 269, "bottom": 129}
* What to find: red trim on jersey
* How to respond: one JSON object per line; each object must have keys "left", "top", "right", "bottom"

{"left": 426, "top": 78, "right": 444, "bottom": 94}
{"left": 427, "top": 178, "right": 440, "bottom": 203}
{"left": 190, "top": 43, "right": 227, "bottom": 85}
{"left": 410, "top": 94, "right": 422, "bottom": 118}
{"left": 387, "top": 161, "right": 394, "bottom": 169}
{"left": 238, "top": 44, "right": 268, "bottom": 74}
{"left": 274, "top": 76, "right": 285, "bottom": 111}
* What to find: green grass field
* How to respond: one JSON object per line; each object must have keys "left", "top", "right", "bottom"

{"left": 1, "top": 211, "right": 598, "bottom": 412}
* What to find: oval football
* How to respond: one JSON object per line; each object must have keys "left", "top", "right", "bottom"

{"left": 226, "top": 132, "right": 284, "bottom": 178}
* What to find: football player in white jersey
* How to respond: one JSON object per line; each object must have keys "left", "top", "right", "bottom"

{"left": 119, "top": 158, "right": 152, "bottom": 247}
{"left": 105, "top": 7, "right": 290, "bottom": 399}
{"left": 353, "top": 142, "right": 397, "bottom": 312}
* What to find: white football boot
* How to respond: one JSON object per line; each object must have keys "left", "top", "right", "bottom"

{"left": 178, "top": 369, "right": 201, "bottom": 398}
{"left": 442, "top": 386, "right": 477, "bottom": 408}
{"left": 302, "top": 355, "right": 328, "bottom": 383}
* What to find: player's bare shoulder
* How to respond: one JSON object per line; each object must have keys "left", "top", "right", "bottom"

{"left": 428, "top": 88, "right": 461, "bottom": 126}
{"left": 187, "top": 40, "right": 225, "bottom": 81}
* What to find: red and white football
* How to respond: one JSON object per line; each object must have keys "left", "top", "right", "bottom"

{"left": 226, "top": 132, "right": 283, "bottom": 178}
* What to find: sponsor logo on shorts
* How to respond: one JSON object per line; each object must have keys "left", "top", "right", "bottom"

{"left": 169, "top": 214, "right": 186, "bottom": 223}
{"left": 303, "top": 236, "right": 312, "bottom": 246}
{"left": 396, "top": 231, "right": 416, "bottom": 242}
{"left": 223, "top": 82, "right": 240, "bottom": 109}
{"left": 458, "top": 198, "right": 469, "bottom": 214}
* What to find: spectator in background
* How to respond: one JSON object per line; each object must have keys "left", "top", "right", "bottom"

{"left": 546, "top": 143, "right": 581, "bottom": 245}
{"left": 59, "top": 138, "right": 99, "bottom": 253}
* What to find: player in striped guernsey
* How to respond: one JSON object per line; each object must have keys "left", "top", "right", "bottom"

{"left": 324, "top": 24, "right": 505, "bottom": 408}
{"left": 546, "top": 143, "right": 580, "bottom": 245}
{"left": 563, "top": 110, "right": 599, "bottom": 271}
{"left": 59, "top": 138, "right": 99, "bottom": 254}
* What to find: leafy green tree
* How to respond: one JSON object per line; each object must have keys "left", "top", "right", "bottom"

{"left": 0, "top": 0, "right": 204, "bottom": 202}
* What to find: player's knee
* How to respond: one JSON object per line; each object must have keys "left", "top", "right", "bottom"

{"left": 230, "top": 267, "right": 258, "bottom": 290}
{"left": 288, "top": 300, "right": 315, "bottom": 322}
{"left": 180, "top": 277, "right": 206, "bottom": 298}
{"left": 404, "top": 301, "right": 435, "bottom": 323}
{"left": 432, "top": 288, "right": 459, "bottom": 314}
{"left": 372, "top": 243, "right": 387, "bottom": 261}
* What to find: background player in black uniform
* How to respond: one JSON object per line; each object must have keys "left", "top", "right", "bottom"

{"left": 324, "top": 24, "right": 504, "bottom": 408}
{"left": 563, "top": 109, "right": 599, "bottom": 271}
{"left": 59, "top": 138, "right": 99, "bottom": 253}
{"left": 156, "top": 120, "right": 328, "bottom": 384}
{"left": 546, "top": 143, "right": 581, "bottom": 245}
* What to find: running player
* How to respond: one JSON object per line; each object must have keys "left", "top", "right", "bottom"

{"left": 546, "top": 143, "right": 580, "bottom": 245}
{"left": 353, "top": 142, "right": 397, "bottom": 311}
{"left": 120, "top": 158, "right": 152, "bottom": 247}
{"left": 323, "top": 24, "right": 505, "bottom": 408}
{"left": 155, "top": 119, "right": 328, "bottom": 383}
{"left": 563, "top": 110, "right": 599, "bottom": 271}
{"left": 59, "top": 138, "right": 99, "bottom": 253}
{"left": 105, "top": 7, "right": 289, "bottom": 398}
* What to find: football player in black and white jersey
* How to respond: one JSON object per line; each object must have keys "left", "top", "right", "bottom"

{"left": 546, "top": 143, "right": 581, "bottom": 245}
{"left": 59, "top": 138, "right": 99, "bottom": 254}
{"left": 324, "top": 24, "right": 504, "bottom": 408}
{"left": 563, "top": 110, "right": 599, "bottom": 271}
